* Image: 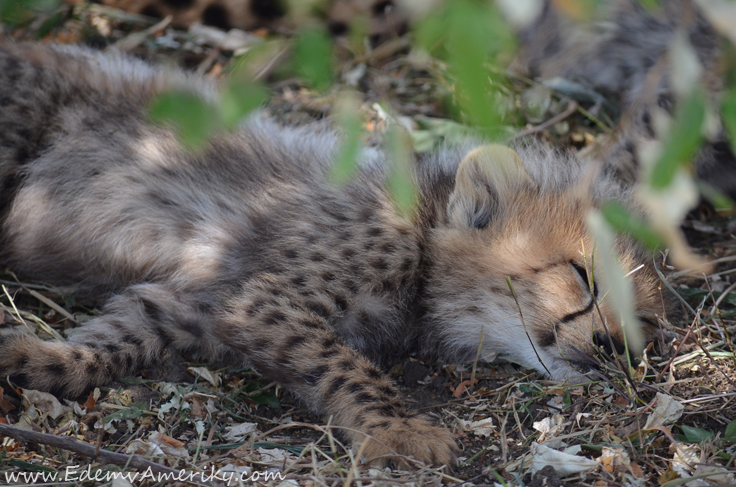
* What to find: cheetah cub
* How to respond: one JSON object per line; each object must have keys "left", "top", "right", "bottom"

{"left": 0, "top": 43, "right": 665, "bottom": 467}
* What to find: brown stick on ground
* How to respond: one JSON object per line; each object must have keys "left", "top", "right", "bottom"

{"left": 0, "top": 422, "right": 214, "bottom": 486}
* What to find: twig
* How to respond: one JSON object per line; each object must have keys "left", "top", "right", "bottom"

{"left": 505, "top": 276, "right": 552, "bottom": 376}
{"left": 507, "top": 101, "right": 578, "bottom": 142}
{"left": 113, "top": 15, "right": 173, "bottom": 52}
{"left": 0, "top": 423, "right": 214, "bottom": 486}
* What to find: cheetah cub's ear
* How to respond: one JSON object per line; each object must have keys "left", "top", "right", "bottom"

{"left": 448, "top": 144, "right": 532, "bottom": 229}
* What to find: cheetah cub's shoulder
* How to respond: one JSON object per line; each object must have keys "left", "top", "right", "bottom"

{"left": 0, "top": 43, "right": 666, "bottom": 467}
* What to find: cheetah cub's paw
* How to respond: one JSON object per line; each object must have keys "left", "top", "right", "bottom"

{"left": 358, "top": 415, "right": 457, "bottom": 468}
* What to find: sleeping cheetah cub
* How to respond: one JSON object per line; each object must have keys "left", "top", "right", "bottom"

{"left": 0, "top": 43, "right": 665, "bottom": 466}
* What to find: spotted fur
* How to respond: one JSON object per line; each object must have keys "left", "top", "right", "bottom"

{"left": 0, "top": 43, "right": 666, "bottom": 467}
{"left": 91, "top": 0, "right": 408, "bottom": 41}
{"left": 516, "top": 0, "right": 736, "bottom": 199}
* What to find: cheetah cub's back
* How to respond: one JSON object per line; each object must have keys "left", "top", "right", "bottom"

{"left": 0, "top": 43, "right": 666, "bottom": 467}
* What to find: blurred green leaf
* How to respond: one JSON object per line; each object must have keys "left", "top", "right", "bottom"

{"left": 586, "top": 210, "right": 643, "bottom": 353}
{"left": 650, "top": 93, "right": 705, "bottom": 189}
{"left": 387, "top": 126, "right": 417, "bottom": 216}
{"left": 695, "top": 180, "right": 734, "bottom": 213}
{"left": 253, "top": 441, "right": 304, "bottom": 454}
{"left": 240, "top": 381, "right": 281, "bottom": 409}
{"left": 149, "top": 92, "right": 220, "bottom": 149}
{"left": 725, "top": 419, "right": 736, "bottom": 443}
{"left": 329, "top": 95, "right": 363, "bottom": 185}
{"left": 220, "top": 82, "right": 269, "bottom": 129}
{"left": 722, "top": 87, "right": 736, "bottom": 160}
{"left": 103, "top": 402, "right": 149, "bottom": 423}
{"left": 0, "top": 0, "right": 58, "bottom": 25}
{"left": 601, "top": 202, "right": 662, "bottom": 250}
{"left": 637, "top": 0, "right": 661, "bottom": 10}
{"left": 249, "top": 390, "right": 281, "bottom": 409}
{"left": 680, "top": 424, "right": 715, "bottom": 444}
{"left": 294, "top": 26, "right": 333, "bottom": 91}
{"left": 8, "top": 459, "right": 56, "bottom": 473}
{"left": 416, "top": 1, "right": 514, "bottom": 135}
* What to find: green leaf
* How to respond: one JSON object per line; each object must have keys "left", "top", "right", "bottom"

{"left": 387, "top": 126, "right": 418, "bottom": 216}
{"left": 103, "top": 402, "right": 149, "bottom": 423}
{"left": 253, "top": 441, "right": 304, "bottom": 454}
{"left": 9, "top": 459, "right": 57, "bottom": 473}
{"left": 725, "top": 419, "right": 736, "bottom": 443}
{"left": 149, "top": 91, "right": 219, "bottom": 149}
{"left": 680, "top": 424, "right": 715, "bottom": 444}
{"left": 722, "top": 88, "right": 736, "bottom": 162}
{"left": 329, "top": 95, "right": 363, "bottom": 184}
{"left": 696, "top": 180, "right": 734, "bottom": 213}
{"left": 600, "top": 202, "right": 662, "bottom": 250}
{"left": 586, "top": 211, "right": 643, "bottom": 353}
{"left": 416, "top": 1, "right": 514, "bottom": 134}
{"left": 250, "top": 391, "right": 281, "bottom": 409}
{"left": 0, "top": 0, "right": 58, "bottom": 25}
{"left": 220, "top": 82, "right": 269, "bottom": 129}
{"left": 650, "top": 93, "right": 705, "bottom": 190}
{"left": 294, "top": 26, "right": 333, "bottom": 91}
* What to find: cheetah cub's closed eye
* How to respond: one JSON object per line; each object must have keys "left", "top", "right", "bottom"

{"left": 0, "top": 43, "right": 667, "bottom": 467}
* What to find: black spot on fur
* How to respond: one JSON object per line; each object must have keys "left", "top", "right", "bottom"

{"left": 250, "top": 0, "right": 286, "bottom": 20}
{"left": 291, "top": 275, "right": 307, "bottom": 287}
{"left": 71, "top": 351, "right": 83, "bottom": 361}
{"left": 355, "top": 392, "right": 376, "bottom": 403}
{"left": 346, "top": 382, "right": 365, "bottom": 394}
{"left": 380, "top": 243, "right": 396, "bottom": 254}
{"left": 125, "top": 354, "right": 134, "bottom": 371}
{"left": 371, "top": 259, "right": 388, "bottom": 271}
{"left": 334, "top": 294, "right": 348, "bottom": 311}
{"left": 309, "top": 253, "right": 326, "bottom": 262}
{"left": 322, "top": 336, "right": 338, "bottom": 349}
{"left": 322, "top": 347, "right": 338, "bottom": 358}
{"left": 162, "top": 0, "right": 195, "bottom": 8}
{"left": 284, "top": 335, "right": 306, "bottom": 349}
{"left": 45, "top": 362, "right": 66, "bottom": 376}
{"left": 16, "top": 354, "right": 29, "bottom": 369}
{"left": 306, "top": 301, "right": 329, "bottom": 318}
{"left": 140, "top": 298, "right": 164, "bottom": 323}
{"left": 254, "top": 337, "right": 272, "bottom": 349}
{"left": 263, "top": 310, "right": 286, "bottom": 326}
{"left": 328, "top": 376, "right": 348, "bottom": 395}
{"left": 180, "top": 320, "right": 204, "bottom": 338}
{"left": 371, "top": 0, "right": 393, "bottom": 16}
{"left": 339, "top": 359, "right": 356, "bottom": 371}
{"left": 302, "top": 365, "right": 328, "bottom": 384}
{"left": 537, "top": 330, "right": 556, "bottom": 347}
{"left": 202, "top": 5, "right": 231, "bottom": 30}
{"left": 140, "top": 4, "right": 164, "bottom": 19}
{"left": 123, "top": 333, "right": 145, "bottom": 346}
{"left": 300, "top": 318, "right": 323, "bottom": 329}
{"left": 283, "top": 249, "right": 298, "bottom": 259}
{"left": 85, "top": 361, "right": 100, "bottom": 376}
{"left": 104, "top": 343, "right": 120, "bottom": 354}
{"left": 322, "top": 272, "right": 336, "bottom": 282}
{"left": 378, "top": 404, "right": 398, "bottom": 417}
{"left": 366, "top": 367, "right": 382, "bottom": 380}
{"left": 367, "top": 227, "right": 383, "bottom": 237}
{"left": 328, "top": 21, "right": 349, "bottom": 36}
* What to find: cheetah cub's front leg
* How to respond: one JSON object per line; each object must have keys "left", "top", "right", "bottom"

{"left": 220, "top": 277, "right": 457, "bottom": 467}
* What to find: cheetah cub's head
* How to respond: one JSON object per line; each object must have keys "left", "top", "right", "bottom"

{"left": 424, "top": 145, "right": 666, "bottom": 380}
